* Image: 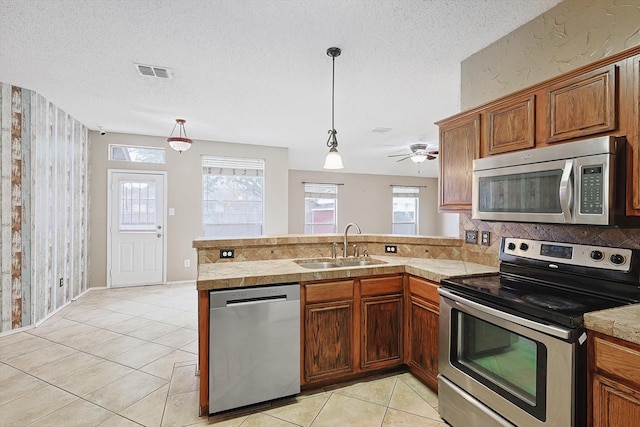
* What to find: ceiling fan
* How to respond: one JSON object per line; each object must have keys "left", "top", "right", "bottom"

{"left": 388, "top": 143, "right": 439, "bottom": 163}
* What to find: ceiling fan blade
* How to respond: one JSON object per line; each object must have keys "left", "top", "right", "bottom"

{"left": 427, "top": 150, "right": 439, "bottom": 155}
{"left": 427, "top": 155, "right": 437, "bottom": 160}
{"left": 388, "top": 153, "right": 411, "bottom": 157}
{"left": 395, "top": 156, "right": 412, "bottom": 162}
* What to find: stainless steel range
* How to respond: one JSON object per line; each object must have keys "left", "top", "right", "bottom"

{"left": 438, "top": 237, "right": 640, "bottom": 427}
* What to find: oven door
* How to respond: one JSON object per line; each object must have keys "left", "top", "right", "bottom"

{"left": 438, "top": 288, "right": 585, "bottom": 427}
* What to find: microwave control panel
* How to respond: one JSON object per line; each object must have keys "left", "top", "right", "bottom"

{"left": 580, "top": 164, "right": 603, "bottom": 214}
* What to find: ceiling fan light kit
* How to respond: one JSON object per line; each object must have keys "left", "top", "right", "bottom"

{"left": 323, "top": 47, "right": 344, "bottom": 170}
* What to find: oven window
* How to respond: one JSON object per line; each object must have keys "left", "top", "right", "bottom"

{"left": 478, "top": 169, "right": 562, "bottom": 213}
{"left": 452, "top": 311, "right": 547, "bottom": 421}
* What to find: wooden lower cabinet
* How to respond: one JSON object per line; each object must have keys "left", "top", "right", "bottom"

{"left": 361, "top": 276, "right": 404, "bottom": 370}
{"left": 589, "top": 332, "right": 640, "bottom": 426}
{"left": 304, "top": 300, "right": 354, "bottom": 382}
{"left": 301, "top": 275, "right": 404, "bottom": 386}
{"left": 405, "top": 275, "right": 440, "bottom": 392}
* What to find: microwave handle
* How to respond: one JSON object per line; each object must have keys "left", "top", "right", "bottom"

{"left": 559, "top": 159, "right": 574, "bottom": 222}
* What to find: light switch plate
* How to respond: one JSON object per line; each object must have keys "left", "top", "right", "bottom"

{"left": 465, "top": 230, "right": 478, "bottom": 244}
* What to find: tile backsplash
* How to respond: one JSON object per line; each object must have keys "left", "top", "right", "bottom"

{"left": 460, "top": 214, "right": 640, "bottom": 267}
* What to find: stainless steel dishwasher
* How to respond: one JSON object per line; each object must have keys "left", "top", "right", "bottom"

{"left": 209, "top": 283, "right": 300, "bottom": 414}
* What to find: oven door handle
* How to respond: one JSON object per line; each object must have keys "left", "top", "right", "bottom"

{"left": 559, "top": 159, "right": 574, "bottom": 223}
{"left": 438, "top": 288, "right": 572, "bottom": 340}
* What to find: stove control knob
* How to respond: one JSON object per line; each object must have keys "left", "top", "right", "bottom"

{"left": 610, "top": 254, "right": 626, "bottom": 265}
{"left": 519, "top": 243, "right": 529, "bottom": 251}
{"left": 590, "top": 250, "right": 604, "bottom": 261}
{"left": 507, "top": 242, "right": 516, "bottom": 251}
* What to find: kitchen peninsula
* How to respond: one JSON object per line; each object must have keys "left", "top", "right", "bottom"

{"left": 193, "top": 234, "right": 498, "bottom": 416}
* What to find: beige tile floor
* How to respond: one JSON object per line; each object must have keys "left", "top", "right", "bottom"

{"left": 0, "top": 283, "right": 447, "bottom": 427}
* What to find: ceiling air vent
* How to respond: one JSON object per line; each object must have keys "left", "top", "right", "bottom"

{"left": 134, "top": 63, "right": 173, "bottom": 79}
{"left": 372, "top": 127, "right": 392, "bottom": 133}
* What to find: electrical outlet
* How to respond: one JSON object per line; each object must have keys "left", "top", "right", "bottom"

{"left": 220, "top": 249, "right": 235, "bottom": 259}
{"left": 184, "top": 259, "right": 191, "bottom": 268}
{"left": 59, "top": 277, "right": 64, "bottom": 288}
{"left": 385, "top": 245, "right": 398, "bottom": 254}
{"left": 481, "top": 231, "right": 491, "bottom": 246}
{"left": 465, "top": 230, "right": 478, "bottom": 244}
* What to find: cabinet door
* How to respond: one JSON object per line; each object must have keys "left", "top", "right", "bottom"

{"left": 482, "top": 95, "right": 535, "bottom": 156}
{"left": 361, "top": 294, "right": 403, "bottom": 370}
{"left": 406, "top": 295, "right": 439, "bottom": 391}
{"left": 593, "top": 374, "right": 640, "bottom": 427}
{"left": 547, "top": 64, "right": 617, "bottom": 143}
{"left": 438, "top": 114, "right": 480, "bottom": 212}
{"left": 304, "top": 301, "right": 354, "bottom": 382}
{"left": 632, "top": 56, "right": 640, "bottom": 213}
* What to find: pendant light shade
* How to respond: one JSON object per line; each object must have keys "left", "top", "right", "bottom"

{"left": 323, "top": 47, "right": 344, "bottom": 170}
{"left": 323, "top": 144, "right": 344, "bottom": 169}
{"left": 167, "top": 119, "right": 193, "bottom": 153}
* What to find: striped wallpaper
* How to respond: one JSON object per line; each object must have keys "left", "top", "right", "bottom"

{"left": 0, "top": 82, "right": 88, "bottom": 334}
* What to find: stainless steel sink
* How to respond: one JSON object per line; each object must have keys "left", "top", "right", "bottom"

{"left": 295, "top": 258, "right": 385, "bottom": 269}
{"left": 297, "top": 261, "right": 341, "bottom": 269}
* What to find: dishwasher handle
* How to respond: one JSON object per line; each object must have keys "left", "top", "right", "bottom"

{"left": 226, "top": 295, "right": 288, "bottom": 307}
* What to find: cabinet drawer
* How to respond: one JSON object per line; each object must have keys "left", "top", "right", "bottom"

{"left": 408, "top": 276, "right": 440, "bottom": 305}
{"left": 361, "top": 275, "right": 403, "bottom": 296}
{"left": 594, "top": 335, "right": 640, "bottom": 387}
{"left": 305, "top": 280, "right": 353, "bottom": 303}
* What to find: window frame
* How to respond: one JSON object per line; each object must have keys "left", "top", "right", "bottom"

{"left": 392, "top": 186, "right": 419, "bottom": 235}
{"left": 202, "top": 156, "right": 265, "bottom": 238}
{"left": 304, "top": 183, "right": 338, "bottom": 234}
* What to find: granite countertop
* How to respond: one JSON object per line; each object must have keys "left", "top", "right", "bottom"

{"left": 196, "top": 255, "right": 498, "bottom": 290}
{"left": 584, "top": 304, "right": 640, "bottom": 345}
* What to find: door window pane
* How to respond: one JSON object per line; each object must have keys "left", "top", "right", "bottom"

{"left": 119, "top": 180, "right": 157, "bottom": 231}
{"left": 392, "top": 187, "right": 419, "bottom": 235}
{"left": 202, "top": 156, "right": 264, "bottom": 238}
{"left": 304, "top": 183, "right": 338, "bottom": 234}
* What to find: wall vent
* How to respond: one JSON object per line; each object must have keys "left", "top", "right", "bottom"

{"left": 134, "top": 63, "right": 173, "bottom": 79}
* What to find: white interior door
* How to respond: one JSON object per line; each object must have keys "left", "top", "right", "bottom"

{"left": 108, "top": 171, "right": 166, "bottom": 287}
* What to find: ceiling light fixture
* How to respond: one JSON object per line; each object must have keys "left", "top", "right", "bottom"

{"left": 323, "top": 47, "right": 344, "bottom": 170}
{"left": 410, "top": 154, "right": 428, "bottom": 163}
{"left": 167, "top": 119, "right": 193, "bottom": 153}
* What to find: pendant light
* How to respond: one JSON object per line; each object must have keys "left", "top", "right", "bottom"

{"left": 167, "top": 118, "right": 193, "bottom": 153}
{"left": 323, "top": 47, "right": 344, "bottom": 169}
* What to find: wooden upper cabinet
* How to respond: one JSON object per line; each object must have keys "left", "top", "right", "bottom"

{"left": 632, "top": 55, "right": 640, "bottom": 213}
{"left": 438, "top": 114, "right": 480, "bottom": 212}
{"left": 546, "top": 64, "right": 617, "bottom": 143}
{"left": 482, "top": 94, "right": 535, "bottom": 156}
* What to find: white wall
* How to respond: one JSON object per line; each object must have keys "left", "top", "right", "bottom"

{"left": 88, "top": 132, "right": 289, "bottom": 286}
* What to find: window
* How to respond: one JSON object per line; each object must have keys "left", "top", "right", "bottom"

{"left": 304, "top": 183, "right": 338, "bottom": 234}
{"left": 392, "top": 186, "right": 419, "bottom": 235}
{"left": 202, "top": 156, "right": 264, "bottom": 238}
{"left": 109, "top": 144, "right": 166, "bottom": 164}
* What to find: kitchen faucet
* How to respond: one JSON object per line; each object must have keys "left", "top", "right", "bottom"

{"left": 343, "top": 223, "right": 361, "bottom": 257}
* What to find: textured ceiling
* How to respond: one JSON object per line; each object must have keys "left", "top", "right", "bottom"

{"left": 0, "top": 0, "right": 562, "bottom": 177}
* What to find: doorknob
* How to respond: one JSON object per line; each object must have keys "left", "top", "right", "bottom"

{"left": 157, "top": 225, "right": 162, "bottom": 230}
{"left": 157, "top": 233, "right": 162, "bottom": 238}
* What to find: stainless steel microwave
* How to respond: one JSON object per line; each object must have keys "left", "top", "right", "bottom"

{"left": 472, "top": 136, "right": 626, "bottom": 225}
